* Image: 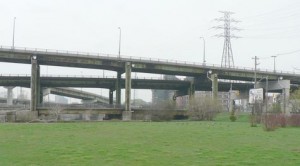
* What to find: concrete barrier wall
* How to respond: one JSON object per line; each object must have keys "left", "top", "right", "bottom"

{"left": 15, "top": 111, "right": 38, "bottom": 122}
{"left": 59, "top": 114, "right": 105, "bottom": 121}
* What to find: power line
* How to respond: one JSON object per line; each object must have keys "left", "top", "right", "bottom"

{"left": 241, "top": 1, "right": 300, "bottom": 20}
{"left": 253, "top": 49, "right": 300, "bottom": 60}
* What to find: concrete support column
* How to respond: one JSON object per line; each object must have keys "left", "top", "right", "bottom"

{"left": 115, "top": 72, "right": 121, "bottom": 106}
{"left": 123, "top": 62, "right": 132, "bottom": 120}
{"left": 189, "top": 78, "right": 195, "bottom": 101}
{"left": 30, "top": 56, "right": 40, "bottom": 111}
{"left": 109, "top": 89, "right": 113, "bottom": 105}
{"left": 282, "top": 88, "right": 290, "bottom": 114}
{"left": 211, "top": 74, "right": 218, "bottom": 100}
{"left": 37, "top": 68, "right": 42, "bottom": 105}
{"left": 5, "top": 86, "right": 14, "bottom": 105}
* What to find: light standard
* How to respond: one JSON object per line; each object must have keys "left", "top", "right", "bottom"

{"left": 118, "top": 27, "right": 121, "bottom": 59}
{"left": 12, "top": 17, "right": 16, "bottom": 49}
{"left": 271, "top": 55, "right": 277, "bottom": 72}
{"left": 199, "top": 37, "right": 206, "bottom": 65}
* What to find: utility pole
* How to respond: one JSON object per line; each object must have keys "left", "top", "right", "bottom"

{"left": 199, "top": 37, "right": 206, "bottom": 65}
{"left": 251, "top": 56, "right": 260, "bottom": 127}
{"left": 118, "top": 27, "right": 121, "bottom": 59}
{"left": 213, "top": 11, "right": 241, "bottom": 68}
{"left": 271, "top": 55, "right": 277, "bottom": 72}
{"left": 12, "top": 17, "right": 16, "bottom": 49}
{"left": 265, "top": 76, "right": 268, "bottom": 113}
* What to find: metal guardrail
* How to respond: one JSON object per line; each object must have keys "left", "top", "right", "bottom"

{"left": 0, "top": 73, "right": 184, "bottom": 81}
{"left": 38, "top": 103, "right": 123, "bottom": 109}
{"left": 1, "top": 45, "right": 300, "bottom": 76}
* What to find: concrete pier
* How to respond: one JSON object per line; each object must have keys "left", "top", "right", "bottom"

{"left": 189, "top": 78, "right": 195, "bottom": 100}
{"left": 5, "top": 86, "right": 14, "bottom": 105}
{"left": 123, "top": 62, "right": 132, "bottom": 120}
{"left": 211, "top": 74, "right": 218, "bottom": 100}
{"left": 109, "top": 89, "right": 113, "bottom": 105}
{"left": 116, "top": 72, "right": 121, "bottom": 106}
{"left": 30, "top": 56, "right": 40, "bottom": 111}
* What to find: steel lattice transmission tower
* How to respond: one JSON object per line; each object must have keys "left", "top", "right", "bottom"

{"left": 213, "top": 11, "right": 241, "bottom": 68}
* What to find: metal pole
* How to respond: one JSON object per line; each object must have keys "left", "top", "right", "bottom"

{"left": 266, "top": 76, "right": 268, "bottom": 112}
{"left": 200, "top": 37, "right": 206, "bottom": 65}
{"left": 118, "top": 27, "right": 121, "bottom": 59}
{"left": 12, "top": 17, "right": 16, "bottom": 49}
{"left": 254, "top": 56, "right": 257, "bottom": 88}
{"left": 271, "top": 55, "right": 276, "bottom": 72}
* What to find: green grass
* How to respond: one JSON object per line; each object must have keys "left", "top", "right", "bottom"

{"left": 1, "top": 117, "right": 300, "bottom": 165}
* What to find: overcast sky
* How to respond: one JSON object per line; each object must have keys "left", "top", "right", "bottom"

{"left": 0, "top": 0, "right": 299, "bottom": 102}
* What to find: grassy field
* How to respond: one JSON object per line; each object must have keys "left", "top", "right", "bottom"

{"left": 1, "top": 114, "right": 300, "bottom": 165}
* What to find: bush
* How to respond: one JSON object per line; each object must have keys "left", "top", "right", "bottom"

{"left": 229, "top": 114, "right": 237, "bottom": 122}
{"left": 261, "top": 113, "right": 287, "bottom": 131}
{"left": 262, "top": 113, "right": 279, "bottom": 131}
{"left": 188, "top": 97, "right": 222, "bottom": 121}
{"left": 288, "top": 114, "right": 300, "bottom": 127}
{"left": 148, "top": 100, "right": 176, "bottom": 121}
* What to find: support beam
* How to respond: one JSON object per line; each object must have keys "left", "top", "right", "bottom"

{"left": 109, "top": 89, "right": 113, "bottom": 105}
{"left": 30, "top": 56, "right": 40, "bottom": 111}
{"left": 211, "top": 73, "right": 218, "bottom": 100}
{"left": 115, "top": 72, "right": 121, "bottom": 106}
{"left": 123, "top": 62, "right": 132, "bottom": 120}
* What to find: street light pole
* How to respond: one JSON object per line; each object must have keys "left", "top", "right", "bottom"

{"left": 199, "top": 37, "right": 206, "bottom": 65}
{"left": 271, "top": 55, "right": 277, "bottom": 72}
{"left": 12, "top": 17, "right": 16, "bottom": 49}
{"left": 118, "top": 27, "right": 121, "bottom": 59}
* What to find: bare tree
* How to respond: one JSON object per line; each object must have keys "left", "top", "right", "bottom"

{"left": 49, "top": 104, "right": 63, "bottom": 121}
{"left": 188, "top": 97, "right": 222, "bottom": 121}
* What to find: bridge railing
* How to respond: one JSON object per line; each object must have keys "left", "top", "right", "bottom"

{"left": 0, "top": 73, "right": 185, "bottom": 81}
{"left": 1, "top": 45, "right": 300, "bottom": 76}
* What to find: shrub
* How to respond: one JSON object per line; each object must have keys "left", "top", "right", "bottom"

{"left": 148, "top": 100, "right": 176, "bottom": 121}
{"left": 288, "top": 114, "right": 300, "bottom": 127}
{"left": 261, "top": 113, "right": 287, "bottom": 131}
{"left": 48, "top": 104, "right": 63, "bottom": 121}
{"left": 229, "top": 114, "right": 237, "bottom": 122}
{"left": 262, "top": 113, "right": 279, "bottom": 131}
{"left": 188, "top": 97, "right": 222, "bottom": 121}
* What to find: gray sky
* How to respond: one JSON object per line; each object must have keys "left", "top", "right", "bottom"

{"left": 0, "top": 0, "right": 300, "bottom": 102}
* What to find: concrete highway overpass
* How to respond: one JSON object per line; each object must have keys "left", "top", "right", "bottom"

{"left": 0, "top": 46, "right": 298, "bottom": 119}
{"left": 0, "top": 46, "right": 300, "bottom": 83}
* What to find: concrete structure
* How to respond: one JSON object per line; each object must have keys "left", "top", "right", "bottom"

{"left": 55, "top": 95, "right": 68, "bottom": 104}
{"left": 4, "top": 86, "right": 14, "bottom": 105}
{"left": 1, "top": 46, "right": 300, "bottom": 119}
{"left": 44, "top": 87, "right": 110, "bottom": 104}
{"left": 257, "top": 80, "right": 291, "bottom": 113}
